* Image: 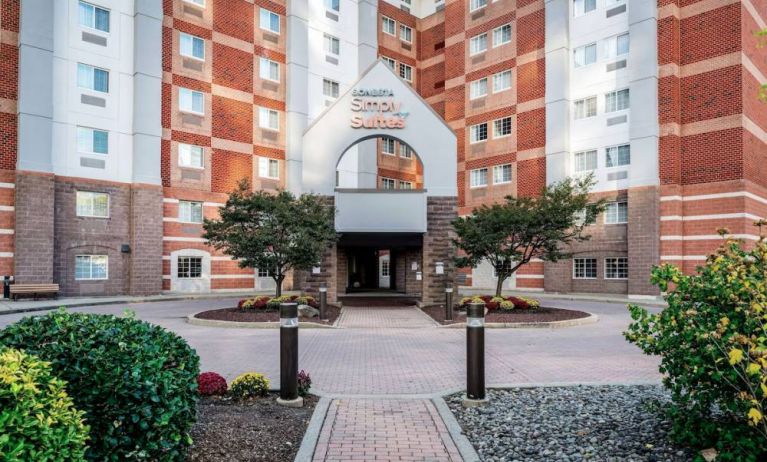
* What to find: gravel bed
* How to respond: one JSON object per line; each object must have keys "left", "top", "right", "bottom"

{"left": 448, "top": 385, "right": 695, "bottom": 462}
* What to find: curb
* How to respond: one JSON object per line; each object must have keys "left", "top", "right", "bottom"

{"left": 431, "top": 397, "right": 481, "bottom": 462}
{"left": 294, "top": 396, "right": 332, "bottom": 462}
{"left": 186, "top": 313, "right": 339, "bottom": 329}
{"left": 437, "top": 312, "right": 600, "bottom": 329}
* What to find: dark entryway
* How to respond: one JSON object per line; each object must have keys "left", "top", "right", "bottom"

{"left": 338, "top": 233, "right": 422, "bottom": 294}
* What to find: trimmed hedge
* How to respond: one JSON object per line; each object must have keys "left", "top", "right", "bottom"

{"left": 0, "top": 310, "right": 200, "bottom": 462}
{"left": 0, "top": 348, "right": 89, "bottom": 462}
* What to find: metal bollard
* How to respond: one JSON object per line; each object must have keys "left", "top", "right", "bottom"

{"left": 445, "top": 284, "right": 454, "bottom": 321}
{"left": 2, "top": 275, "right": 10, "bottom": 299}
{"left": 319, "top": 283, "right": 328, "bottom": 321}
{"left": 463, "top": 302, "right": 487, "bottom": 407}
{"left": 277, "top": 302, "right": 303, "bottom": 407}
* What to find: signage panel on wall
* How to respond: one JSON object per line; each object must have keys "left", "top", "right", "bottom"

{"left": 350, "top": 88, "right": 408, "bottom": 129}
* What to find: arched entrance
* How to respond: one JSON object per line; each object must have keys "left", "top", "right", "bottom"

{"left": 298, "top": 61, "right": 458, "bottom": 305}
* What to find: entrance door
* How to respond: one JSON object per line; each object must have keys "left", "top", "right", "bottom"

{"left": 378, "top": 254, "right": 390, "bottom": 288}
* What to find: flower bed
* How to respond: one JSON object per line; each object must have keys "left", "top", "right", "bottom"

{"left": 459, "top": 295, "right": 541, "bottom": 311}
{"left": 238, "top": 294, "right": 320, "bottom": 310}
{"left": 421, "top": 295, "right": 591, "bottom": 326}
{"left": 195, "top": 304, "right": 341, "bottom": 325}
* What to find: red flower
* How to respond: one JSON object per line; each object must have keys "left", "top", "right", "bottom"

{"left": 197, "top": 372, "right": 228, "bottom": 396}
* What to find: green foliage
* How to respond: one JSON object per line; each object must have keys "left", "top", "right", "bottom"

{"left": 625, "top": 230, "right": 767, "bottom": 461}
{"left": 203, "top": 182, "right": 337, "bottom": 296}
{"left": 230, "top": 373, "right": 270, "bottom": 398}
{"left": 453, "top": 175, "right": 605, "bottom": 296}
{"left": 0, "top": 310, "right": 200, "bottom": 462}
{"left": 0, "top": 348, "right": 89, "bottom": 462}
{"left": 758, "top": 29, "right": 766, "bottom": 102}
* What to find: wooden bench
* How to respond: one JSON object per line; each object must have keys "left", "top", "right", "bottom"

{"left": 9, "top": 284, "right": 60, "bottom": 301}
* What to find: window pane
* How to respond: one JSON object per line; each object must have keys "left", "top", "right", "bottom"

{"left": 92, "top": 130, "right": 108, "bottom": 154}
{"left": 617, "top": 33, "right": 630, "bottom": 55}
{"left": 79, "top": 2, "right": 94, "bottom": 28}
{"left": 493, "top": 70, "right": 511, "bottom": 92}
{"left": 94, "top": 7, "right": 109, "bottom": 32}
{"left": 93, "top": 68, "right": 108, "bottom": 92}
{"left": 268, "top": 159, "right": 279, "bottom": 178}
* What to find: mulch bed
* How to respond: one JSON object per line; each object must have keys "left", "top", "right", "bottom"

{"left": 188, "top": 393, "right": 318, "bottom": 462}
{"left": 421, "top": 305, "right": 591, "bottom": 325}
{"left": 195, "top": 305, "right": 341, "bottom": 325}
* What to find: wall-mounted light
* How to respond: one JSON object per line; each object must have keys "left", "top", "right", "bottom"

{"left": 435, "top": 262, "right": 444, "bottom": 275}
{"left": 411, "top": 261, "right": 418, "bottom": 271}
{"left": 416, "top": 271, "right": 422, "bottom": 281}
{"left": 312, "top": 266, "right": 321, "bottom": 274}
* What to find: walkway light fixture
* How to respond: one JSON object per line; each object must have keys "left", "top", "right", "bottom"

{"left": 319, "top": 282, "right": 328, "bottom": 321}
{"left": 277, "top": 302, "right": 303, "bottom": 407}
{"left": 445, "top": 283, "right": 454, "bottom": 321}
{"left": 463, "top": 301, "right": 487, "bottom": 407}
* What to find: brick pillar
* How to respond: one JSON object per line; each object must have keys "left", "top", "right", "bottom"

{"left": 302, "top": 244, "right": 339, "bottom": 303}
{"left": 128, "top": 185, "right": 164, "bottom": 295}
{"left": 14, "top": 171, "right": 55, "bottom": 283}
{"left": 422, "top": 196, "right": 457, "bottom": 304}
{"left": 628, "top": 186, "right": 661, "bottom": 296}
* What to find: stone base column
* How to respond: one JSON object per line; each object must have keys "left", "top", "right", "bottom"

{"left": 129, "top": 185, "right": 164, "bottom": 295}
{"left": 422, "top": 196, "right": 458, "bottom": 305}
{"left": 628, "top": 186, "right": 661, "bottom": 296}
{"left": 14, "top": 171, "right": 55, "bottom": 283}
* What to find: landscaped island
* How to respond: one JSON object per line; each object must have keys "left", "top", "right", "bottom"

{"left": 421, "top": 295, "right": 592, "bottom": 326}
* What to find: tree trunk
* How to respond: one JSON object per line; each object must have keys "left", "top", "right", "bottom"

{"left": 274, "top": 274, "right": 284, "bottom": 297}
{"left": 495, "top": 274, "right": 506, "bottom": 297}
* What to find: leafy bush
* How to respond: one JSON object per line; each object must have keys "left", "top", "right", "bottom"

{"left": 625, "top": 233, "right": 767, "bottom": 461}
{"left": 230, "top": 372, "right": 270, "bottom": 398}
{"left": 197, "top": 372, "right": 227, "bottom": 396}
{"left": 297, "top": 370, "right": 312, "bottom": 397}
{"left": 0, "top": 310, "right": 200, "bottom": 462}
{"left": 458, "top": 295, "right": 540, "bottom": 311}
{"left": 238, "top": 295, "right": 318, "bottom": 311}
{"left": 0, "top": 348, "right": 89, "bottom": 462}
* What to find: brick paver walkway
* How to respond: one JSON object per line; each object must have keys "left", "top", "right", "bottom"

{"left": 337, "top": 306, "right": 438, "bottom": 329}
{"left": 313, "top": 399, "right": 463, "bottom": 462}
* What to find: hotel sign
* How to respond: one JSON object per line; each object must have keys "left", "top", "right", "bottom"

{"left": 350, "top": 88, "right": 408, "bottom": 129}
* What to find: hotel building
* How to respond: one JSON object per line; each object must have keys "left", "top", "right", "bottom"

{"left": 0, "top": 0, "right": 764, "bottom": 302}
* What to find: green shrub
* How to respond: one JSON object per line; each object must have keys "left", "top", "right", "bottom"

{"left": 0, "top": 348, "right": 89, "bottom": 462}
{"left": 625, "top": 232, "right": 767, "bottom": 461}
{"left": 0, "top": 310, "right": 200, "bottom": 462}
{"left": 230, "top": 372, "right": 270, "bottom": 398}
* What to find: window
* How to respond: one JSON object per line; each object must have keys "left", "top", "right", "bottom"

{"left": 180, "top": 32, "right": 205, "bottom": 60}
{"left": 470, "top": 0, "right": 487, "bottom": 11}
{"left": 177, "top": 256, "right": 202, "bottom": 279}
{"left": 382, "top": 137, "right": 395, "bottom": 155}
{"left": 382, "top": 16, "right": 396, "bottom": 35}
{"left": 259, "top": 107, "right": 279, "bottom": 130}
{"left": 470, "top": 33, "right": 487, "bottom": 55}
{"left": 76, "top": 191, "right": 109, "bottom": 218}
{"left": 399, "top": 63, "right": 412, "bottom": 82}
{"left": 79, "top": 1, "right": 109, "bottom": 33}
{"left": 605, "top": 257, "right": 628, "bottom": 279}
{"left": 77, "top": 127, "right": 108, "bottom": 154}
{"left": 257, "top": 267, "right": 270, "bottom": 278}
{"left": 325, "top": 0, "right": 340, "bottom": 12}
{"left": 259, "top": 57, "right": 279, "bottom": 82}
{"left": 184, "top": 0, "right": 205, "bottom": 6}
{"left": 178, "top": 143, "right": 204, "bottom": 168}
{"left": 470, "top": 78, "right": 487, "bottom": 99}
{"left": 470, "top": 123, "right": 488, "bottom": 143}
{"left": 493, "top": 260, "right": 512, "bottom": 278}
{"left": 179, "top": 88, "right": 204, "bottom": 114}
{"left": 75, "top": 255, "right": 108, "bottom": 280}
{"left": 399, "top": 180, "right": 413, "bottom": 190}
{"left": 400, "top": 25, "right": 413, "bottom": 43}
{"left": 573, "top": 0, "right": 596, "bottom": 16}
{"left": 382, "top": 56, "right": 396, "bottom": 70}
{"left": 573, "top": 258, "right": 597, "bottom": 279}
{"left": 399, "top": 144, "right": 412, "bottom": 158}
{"left": 574, "top": 150, "right": 597, "bottom": 172}
{"left": 493, "top": 164, "right": 512, "bottom": 184}
{"left": 381, "top": 259, "right": 390, "bottom": 276}
{"left": 258, "top": 158, "right": 280, "bottom": 179}
{"left": 493, "top": 24, "right": 511, "bottom": 47}
{"left": 260, "top": 8, "right": 280, "bottom": 34}
{"left": 381, "top": 177, "right": 396, "bottom": 189}
{"left": 605, "top": 89, "right": 630, "bottom": 112}
{"left": 574, "top": 96, "right": 597, "bottom": 119}
{"left": 615, "top": 33, "right": 630, "bottom": 56}
{"left": 605, "top": 144, "right": 630, "bottom": 168}
{"left": 324, "top": 34, "right": 340, "bottom": 55}
{"left": 493, "top": 117, "right": 512, "bottom": 138}
{"left": 574, "top": 43, "right": 597, "bottom": 67}
{"left": 179, "top": 201, "right": 203, "bottom": 223}
{"left": 77, "top": 63, "right": 109, "bottom": 93}
{"left": 323, "top": 78, "right": 339, "bottom": 98}
{"left": 470, "top": 168, "right": 488, "bottom": 188}
{"left": 493, "top": 70, "right": 512, "bottom": 92}
{"left": 605, "top": 201, "right": 628, "bottom": 224}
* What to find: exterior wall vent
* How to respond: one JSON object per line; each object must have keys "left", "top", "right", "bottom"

{"left": 81, "top": 31, "right": 107, "bottom": 46}
{"left": 607, "top": 115, "right": 628, "bottom": 126}
{"left": 81, "top": 94, "right": 106, "bottom": 107}
{"left": 606, "top": 4, "right": 627, "bottom": 17}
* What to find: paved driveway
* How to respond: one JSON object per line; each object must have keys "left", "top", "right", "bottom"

{"left": 0, "top": 296, "right": 661, "bottom": 395}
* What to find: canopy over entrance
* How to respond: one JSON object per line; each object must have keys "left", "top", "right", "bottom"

{"left": 300, "top": 60, "right": 457, "bottom": 197}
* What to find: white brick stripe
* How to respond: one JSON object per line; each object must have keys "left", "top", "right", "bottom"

{"left": 0, "top": 229, "right": 14, "bottom": 235}
{"left": 516, "top": 274, "right": 545, "bottom": 279}
{"left": 163, "top": 198, "right": 225, "bottom": 208}
{"left": 0, "top": 206, "right": 14, "bottom": 212}
{"left": 0, "top": 182, "right": 15, "bottom": 189}
{"left": 0, "top": 252, "right": 13, "bottom": 258}
{"left": 660, "top": 191, "right": 767, "bottom": 206}
{"left": 162, "top": 236, "right": 207, "bottom": 242}
{"left": 211, "top": 274, "right": 255, "bottom": 279}
{"left": 661, "top": 234, "right": 760, "bottom": 241}
{"left": 660, "top": 213, "right": 763, "bottom": 222}
{"left": 660, "top": 255, "right": 707, "bottom": 261}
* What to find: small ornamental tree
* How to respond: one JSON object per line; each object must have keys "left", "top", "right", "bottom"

{"left": 203, "top": 181, "right": 337, "bottom": 296}
{"left": 453, "top": 175, "right": 605, "bottom": 297}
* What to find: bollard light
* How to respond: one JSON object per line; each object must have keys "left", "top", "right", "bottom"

{"left": 445, "top": 283, "right": 454, "bottom": 321}
{"left": 277, "top": 302, "right": 303, "bottom": 407}
{"left": 463, "top": 302, "right": 487, "bottom": 407}
{"left": 319, "top": 282, "right": 328, "bottom": 321}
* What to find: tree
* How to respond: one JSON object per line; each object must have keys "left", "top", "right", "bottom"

{"left": 453, "top": 175, "right": 606, "bottom": 297}
{"left": 759, "top": 28, "right": 766, "bottom": 102}
{"left": 203, "top": 181, "right": 337, "bottom": 296}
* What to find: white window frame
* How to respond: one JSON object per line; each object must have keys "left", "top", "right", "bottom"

{"left": 493, "top": 70, "right": 512, "bottom": 93}
{"left": 382, "top": 56, "right": 397, "bottom": 70}
{"left": 493, "top": 117, "right": 512, "bottom": 138}
{"left": 470, "top": 168, "right": 488, "bottom": 188}
{"left": 605, "top": 88, "right": 630, "bottom": 112}
{"left": 323, "top": 78, "right": 340, "bottom": 99}
{"left": 184, "top": 0, "right": 205, "bottom": 6}
{"left": 605, "top": 144, "right": 631, "bottom": 168}
{"left": 574, "top": 43, "right": 597, "bottom": 68}
{"left": 259, "top": 157, "right": 280, "bottom": 179}
{"left": 179, "top": 87, "right": 204, "bottom": 115}
{"left": 177, "top": 256, "right": 203, "bottom": 279}
{"left": 470, "top": 0, "right": 487, "bottom": 12}
{"left": 493, "top": 164, "right": 512, "bottom": 184}
{"left": 470, "top": 123, "right": 488, "bottom": 144}
{"left": 179, "top": 200, "right": 204, "bottom": 224}
{"left": 604, "top": 257, "right": 629, "bottom": 280}
{"left": 470, "top": 78, "right": 488, "bottom": 100}
{"left": 257, "top": 267, "right": 270, "bottom": 278}
{"left": 399, "top": 144, "right": 412, "bottom": 159}
{"left": 573, "top": 258, "right": 597, "bottom": 279}
{"left": 382, "top": 16, "right": 396, "bottom": 36}
{"left": 469, "top": 33, "right": 488, "bottom": 55}
{"left": 574, "top": 96, "right": 597, "bottom": 120}
{"left": 76, "top": 191, "right": 110, "bottom": 218}
{"left": 574, "top": 150, "right": 598, "bottom": 173}
{"left": 382, "top": 138, "right": 396, "bottom": 155}
{"left": 76, "top": 126, "right": 109, "bottom": 155}
{"left": 77, "top": 63, "right": 109, "bottom": 93}
{"left": 78, "top": 1, "right": 110, "bottom": 33}
{"left": 179, "top": 32, "right": 205, "bottom": 60}
{"left": 493, "top": 24, "right": 511, "bottom": 47}
{"left": 381, "top": 177, "right": 396, "bottom": 190}
{"left": 258, "top": 107, "right": 280, "bottom": 131}
{"left": 259, "top": 57, "right": 280, "bottom": 82}
{"left": 178, "top": 143, "right": 204, "bottom": 169}
{"left": 325, "top": 0, "right": 340, "bottom": 12}
{"left": 324, "top": 33, "right": 340, "bottom": 56}
{"left": 75, "top": 255, "right": 109, "bottom": 281}
{"left": 399, "top": 24, "right": 413, "bottom": 43}
{"left": 399, "top": 63, "right": 413, "bottom": 82}
{"left": 260, "top": 8, "right": 280, "bottom": 34}
{"left": 604, "top": 201, "right": 628, "bottom": 224}
{"left": 399, "top": 180, "right": 413, "bottom": 190}
{"left": 573, "top": 0, "right": 597, "bottom": 17}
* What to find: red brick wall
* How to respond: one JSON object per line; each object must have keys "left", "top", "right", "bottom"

{"left": 0, "top": 0, "right": 18, "bottom": 275}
